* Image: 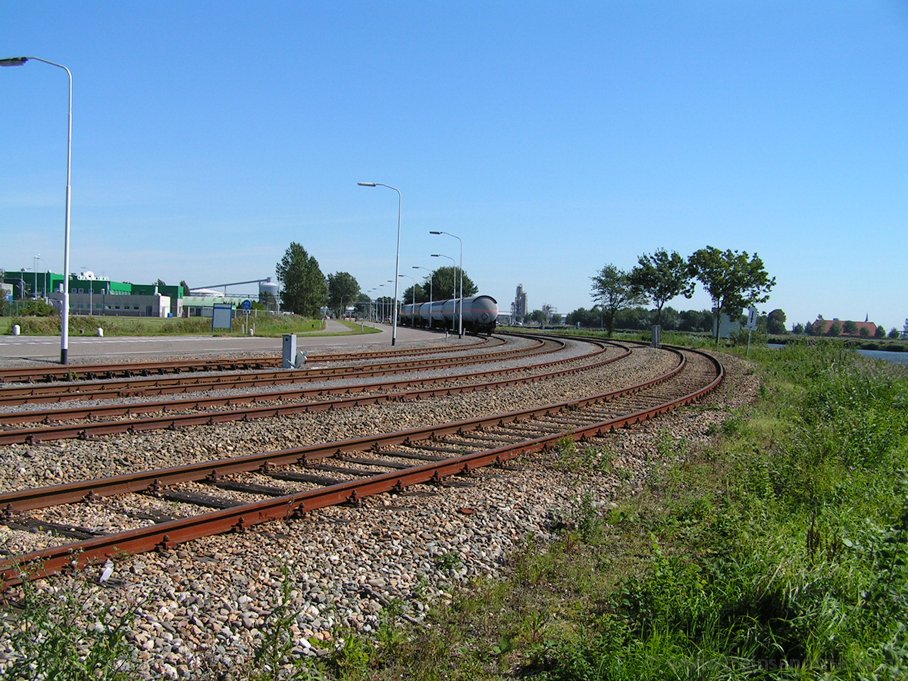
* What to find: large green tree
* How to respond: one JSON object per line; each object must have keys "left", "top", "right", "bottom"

{"left": 688, "top": 247, "right": 775, "bottom": 342}
{"left": 276, "top": 242, "right": 328, "bottom": 316}
{"left": 628, "top": 249, "right": 694, "bottom": 326}
{"left": 327, "top": 272, "right": 360, "bottom": 318}
{"left": 429, "top": 266, "right": 477, "bottom": 301}
{"left": 590, "top": 264, "right": 645, "bottom": 337}
{"left": 767, "top": 308, "right": 787, "bottom": 335}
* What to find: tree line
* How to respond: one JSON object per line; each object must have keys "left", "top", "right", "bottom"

{"left": 274, "top": 242, "right": 479, "bottom": 319}
{"left": 588, "top": 246, "right": 775, "bottom": 340}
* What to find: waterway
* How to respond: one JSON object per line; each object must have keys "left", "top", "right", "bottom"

{"left": 767, "top": 343, "right": 908, "bottom": 365}
{"left": 857, "top": 349, "right": 908, "bottom": 365}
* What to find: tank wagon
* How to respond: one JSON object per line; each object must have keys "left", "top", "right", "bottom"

{"left": 400, "top": 295, "right": 498, "bottom": 335}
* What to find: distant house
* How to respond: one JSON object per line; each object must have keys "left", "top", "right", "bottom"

{"left": 810, "top": 318, "right": 878, "bottom": 338}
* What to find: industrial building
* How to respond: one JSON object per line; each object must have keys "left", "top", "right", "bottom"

{"left": 513, "top": 284, "right": 528, "bottom": 319}
{"left": 2, "top": 270, "right": 280, "bottom": 318}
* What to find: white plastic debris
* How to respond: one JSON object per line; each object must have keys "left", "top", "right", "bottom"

{"left": 99, "top": 559, "right": 114, "bottom": 584}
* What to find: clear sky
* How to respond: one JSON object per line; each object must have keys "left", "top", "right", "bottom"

{"left": 2, "top": 2, "right": 906, "bottom": 331}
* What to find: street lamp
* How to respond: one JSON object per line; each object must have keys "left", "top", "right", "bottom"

{"left": 398, "top": 273, "right": 416, "bottom": 326}
{"left": 430, "top": 231, "right": 463, "bottom": 338}
{"left": 82, "top": 266, "right": 93, "bottom": 316}
{"left": 33, "top": 255, "right": 40, "bottom": 300}
{"left": 431, "top": 253, "right": 457, "bottom": 333}
{"left": 376, "top": 283, "right": 387, "bottom": 323}
{"left": 412, "top": 265, "right": 433, "bottom": 329}
{"left": 2, "top": 56, "right": 73, "bottom": 364}
{"left": 358, "top": 181, "right": 402, "bottom": 346}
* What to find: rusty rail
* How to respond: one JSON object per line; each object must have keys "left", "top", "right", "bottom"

{"left": 0, "top": 340, "right": 617, "bottom": 445}
{"left": 0, "top": 337, "right": 552, "bottom": 408}
{"left": 0, "top": 346, "right": 722, "bottom": 587}
{"left": 0, "top": 334, "right": 501, "bottom": 384}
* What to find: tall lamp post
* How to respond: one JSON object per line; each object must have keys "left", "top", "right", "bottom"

{"left": 82, "top": 266, "right": 93, "bottom": 315}
{"left": 2, "top": 56, "right": 73, "bottom": 364}
{"left": 33, "top": 255, "right": 40, "bottom": 299}
{"left": 430, "top": 231, "right": 463, "bottom": 338}
{"left": 412, "top": 265, "right": 433, "bottom": 329}
{"left": 398, "top": 273, "right": 416, "bottom": 326}
{"left": 358, "top": 181, "right": 401, "bottom": 346}
{"left": 431, "top": 253, "right": 457, "bottom": 333}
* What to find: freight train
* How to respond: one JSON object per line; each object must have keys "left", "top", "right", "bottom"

{"left": 399, "top": 295, "right": 498, "bottom": 335}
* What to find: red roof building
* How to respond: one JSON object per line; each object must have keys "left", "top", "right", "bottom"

{"left": 811, "top": 318, "right": 878, "bottom": 337}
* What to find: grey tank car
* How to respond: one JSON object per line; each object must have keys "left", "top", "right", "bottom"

{"left": 399, "top": 295, "right": 498, "bottom": 335}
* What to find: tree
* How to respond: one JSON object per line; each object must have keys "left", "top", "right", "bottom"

{"left": 528, "top": 309, "right": 547, "bottom": 326}
{"left": 590, "top": 264, "right": 645, "bottom": 337}
{"left": 565, "top": 307, "right": 600, "bottom": 327}
{"left": 688, "top": 247, "right": 776, "bottom": 342}
{"left": 902, "top": 319, "right": 908, "bottom": 339}
{"left": 874, "top": 325, "right": 886, "bottom": 339}
{"left": 767, "top": 309, "right": 787, "bottom": 335}
{"left": 614, "top": 306, "right": 650, "bottom": 330}
{"left": 628, "top": 249, "right": 694, "bottom": 326}
{"left": 889, "top": 327, "right": 900, "bottom": 339}
{"left": 401, "top": 284, "right": 426, "bottom": 306}
{"left": 678, "top": 309, "right": 713, "bottom": 333}
{"left": 327, "top": 272, "right": 360, "bottom": 318}
{"left": 793, "top": 322, "right": 805, "bottom": 335}
{"left": 275, "top": 242, "right": 327, "bottom": 317}
{"left": 828, "top": 321, "right": 842, "bottom": 337}
{"left": 843, "top": 320, "right": 858, "bottom": 336}
{"left": 430, "top": 266, "right": 477, "bottom": 301}
{"left": 659, "top": 306, "right": 681, "bottom": 331}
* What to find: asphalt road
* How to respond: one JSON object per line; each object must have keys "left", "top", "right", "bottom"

{"left": 0, "top": 321, "right": 462, "bottom": 365}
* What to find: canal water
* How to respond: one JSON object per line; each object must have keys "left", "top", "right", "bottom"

{"left": 857, "top": 349, "right": 908, "bottom": 365}
{"left": 767, "top": 344, "right": 908, "bottom": 365}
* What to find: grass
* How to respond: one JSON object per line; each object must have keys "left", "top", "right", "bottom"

{"left": 0, "top": 576, "right": 138, "bottom": 679}
{"left": 1, "top": 314, "right": 381, "bottom": 337}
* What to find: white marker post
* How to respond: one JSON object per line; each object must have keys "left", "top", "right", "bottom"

{"left": 746, "top": 307, "right": 758, "bottom": 357}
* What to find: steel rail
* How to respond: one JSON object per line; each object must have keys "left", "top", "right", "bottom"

{"left": 0, "top": 346, "right": 722, "bottom": 587}
{"left": 0, "top": 334, "right": 501, "bottom": 384}
{"left": 0, "top": 342, "right": 659, "bottom": 510}
{"left": 0, "top": 337, "right": 550, "bottom": 408}
{"left": 0, "top": 340, "right": 621, "bottom": 445}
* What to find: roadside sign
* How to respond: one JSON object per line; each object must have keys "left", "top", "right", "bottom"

{"left": 242, "top": 299, "right": 252, "bottom": 311}
{"left": 212, "top": 304, "right": 234, "bottom": 331}
{"left": 747, "top": 307, "right": 758, "bottom": 331}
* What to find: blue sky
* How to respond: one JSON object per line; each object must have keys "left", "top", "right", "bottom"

{"left": 2, "top": 2, "right": 906, "bottom": 331}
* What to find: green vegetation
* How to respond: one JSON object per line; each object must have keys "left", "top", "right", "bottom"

{"left": 0, "top": 577, "right": 138, "bottom": 679}
{"left": 276, "top": 242, "right": 329, "bottom": 316}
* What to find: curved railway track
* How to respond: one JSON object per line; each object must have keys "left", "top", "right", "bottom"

{"left": 0, "top": 342, "right": 722, "bottom": 587}
{"left": 0, "top": 334, "right": 503, "bottom": 384}
{"left": 0, "top": 337, "right": 619, "bottom": 444}
{"left": 0, "top": 335, "right": 548, "bottom": 407}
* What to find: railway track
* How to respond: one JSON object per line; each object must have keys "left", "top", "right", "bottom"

{"left": 0, "top": 343, "right": 722, "bottom": 587}
{"left": 0, "top": 335, "right": 547, "bottom": 407}
{"left": 0, "top": 337, "right": 616, "bottom": 445}
{"left": 0, "top": 334, "right": 503, "bottom": 384}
